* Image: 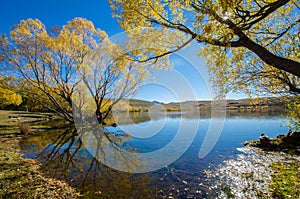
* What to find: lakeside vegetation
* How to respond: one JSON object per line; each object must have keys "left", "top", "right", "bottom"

{"left": 0, "top": 111, "right": 80, "bottom": 198}
{"left": 270, "top": 160, "right": 300, "bottom": 198}
{"left": 0, "top": 0, "right": 299, "bottom": 198}
{"left": 1, "top": 109, "right": 299, "bottom": 198}
{"left": 0, "top": 111, "right": 153, "bottom": 198}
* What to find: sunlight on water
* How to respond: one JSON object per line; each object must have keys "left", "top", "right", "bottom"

{"left": 212, "top": 147, "right": 300, "bottom": 198}
{"left": 19, "top": 112, "right": 294, "bottom": 198}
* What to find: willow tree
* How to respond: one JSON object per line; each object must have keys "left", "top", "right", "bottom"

{"left": 2, "top": 18, "right": 145, "bottom": 123}
{"left": 109, "top": 0, "right": 300, "bottom": 97}
{"left": 0, "top": 88, "right": 22, "bottom": 108}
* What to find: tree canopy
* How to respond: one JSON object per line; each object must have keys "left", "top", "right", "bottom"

{"left": 1, "top": 18, "right": 146, "bottom": 123}
{"left": 109, "top": 0, "right": 300, "bottom": 96}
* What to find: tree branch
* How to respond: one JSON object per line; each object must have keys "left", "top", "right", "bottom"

{"left": 267, "top": 18, "right": 300, "bottom": 46}
{"left": 198, "top": 5, "right": 300, "bottom": 79}
{"left": 129, "top": 34, "right": 196, "bottom": 63}
{"left": 242, "top": 0, "right": 290, "bottom": 30}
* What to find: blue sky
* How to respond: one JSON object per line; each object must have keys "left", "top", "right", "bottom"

{"left": 0, "top": 0, "right": 246, "bottom": 103}
{"left": 0, "top": 0, "right": 121, "bottom": 35}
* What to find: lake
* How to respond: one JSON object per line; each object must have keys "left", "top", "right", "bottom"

{"left": 20, "top": 111, "right": 288, "bottom": 198}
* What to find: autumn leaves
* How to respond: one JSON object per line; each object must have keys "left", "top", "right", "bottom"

{"left": 1, "top": 18, "right": 144, "bottom": 123}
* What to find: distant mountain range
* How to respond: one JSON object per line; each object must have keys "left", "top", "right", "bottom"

{"left": 126, "top": 97, "right": 289, "bottom": 112}
{"left": 151, "top": 100, "right": 177, "bottom": 105}
{"left": 152, "top": 100, "right": 164, "bottom": 105}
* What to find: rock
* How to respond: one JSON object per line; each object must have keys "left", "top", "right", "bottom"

{"left": 243, "top": 132, "right": 300, "bottom": 155}
{"left": 243, "top": 140, "right": 259, "bottom": 147}
{"left": 259, "top": 137, "right": 270, "bottom": 147}
{"left": 290, "top": 132, "right": 300, "bottom": 139}
{"left": 276, "top": 134, "right": 285, "bottom": 139}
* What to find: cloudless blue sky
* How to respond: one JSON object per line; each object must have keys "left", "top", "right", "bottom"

{"left": 0, "top": 0, "right": 121, "bottom": 35}
{"left": 0, "top": 0, "right": 246, "bottom": 103}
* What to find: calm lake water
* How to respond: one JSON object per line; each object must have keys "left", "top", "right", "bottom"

{"left": 20, "top": 111, "right": 288, "bottom": 198}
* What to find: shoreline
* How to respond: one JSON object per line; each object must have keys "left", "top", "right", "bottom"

{"left": 243, "top": 132, "right": 300, "bottom": 155}
{"left": 0, "top": 111, "right": 81, "bottom": 198}
{"left": 1, "top": 110, "right": 299, "bottom": 198}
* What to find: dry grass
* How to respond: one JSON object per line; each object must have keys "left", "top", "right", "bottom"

{"left": 0, "top": 110, "right": 81, "bottom": 198}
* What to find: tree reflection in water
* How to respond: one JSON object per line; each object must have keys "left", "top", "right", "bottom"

{"left": 19, "top": 111, "right": 289, "bottom": 198}
{"left": 20, "top": 127, "right": 152, "bottom": 198}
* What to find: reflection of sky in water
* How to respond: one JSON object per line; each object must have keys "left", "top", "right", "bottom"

{"left": 118, "top": 116, "right": 167, "bottom": 138}
{"left": 120, "top": 116, "right": 287, "bottom": 164}
{"left": 20, "top": 114, "right": 289, "bottom": 198}
{"left": 22, "top": 115, "right": 288, "bottom": 171}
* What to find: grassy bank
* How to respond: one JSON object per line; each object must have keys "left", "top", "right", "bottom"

{"left": 0, "top": 111, "right": 80, "bottom": 198}
{"left": 243, "top": 133, "right": 300, "bottom": 198}
{"left": 270, "top": 160, "right": 300, "bottom": 198}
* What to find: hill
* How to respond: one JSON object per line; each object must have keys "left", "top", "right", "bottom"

{"left": 125, "top": 97, "right": 287, "bottom": 112}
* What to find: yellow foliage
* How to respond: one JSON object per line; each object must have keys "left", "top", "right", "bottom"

{"left": 109, "top": 0, "right": 300, "bottom": 97}
{"left": 0, "top": 88, "right": 22, "bottom": 107}
{"left": 6, "top": 17, "right": 147, "bottom": 121}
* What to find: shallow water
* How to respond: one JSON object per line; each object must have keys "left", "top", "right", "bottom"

{"left": 214, "top": 147, "right": 300, "bottom": 199}
{"left": 20, "top": 111, "right": 290, "bottom": 198}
